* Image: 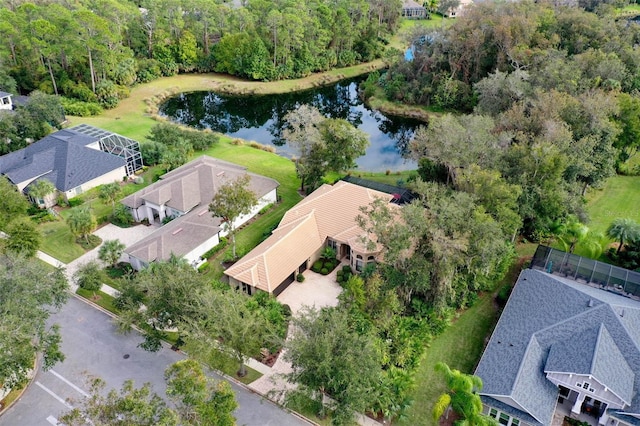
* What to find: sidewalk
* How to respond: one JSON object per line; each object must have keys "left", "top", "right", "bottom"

{"left": 36, "top": 229, "right": 382, "bottom": 426}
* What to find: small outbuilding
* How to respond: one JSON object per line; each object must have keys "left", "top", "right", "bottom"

{"left": 0, "top": 91, "right": 12, "bottom": 110}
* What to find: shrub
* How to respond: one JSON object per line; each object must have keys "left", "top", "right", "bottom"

{"left": 342, "top": 265, "right": 352, "bottom": 273}
{"left": 296, "top": 273, "right": 305, "bottom": 282}
{"left": 231, "top": 138, "right": 244, "bottom": 146}
{"left": 75, "top": 261, "right": 103, "bottom": 292}
{"left": 312, "top": 261, "right": 323, "bottom": 272}
{"left": 496, "top": 285, "right": 512, "bottom": 307}
{"left": 198, "top": 261, "right": 210, "bottom": 273}
{"left": 111, "top": 204, "right": 134, "bottom": 227}
{"left": 258, "top": 203, "right": 273, "bottom": 215}
{"left": 67, "top": 197, "right": 83, "bottom": 207}
{"left": 137, "top": 59, "right": 163, "bottom": 83}
{"left": 203, "top": 237, "right": 228, "bottom": 259}
{"left": 60, "top": 97, "right": 103, "bottom": 116}
{"left": 320, "top": 268, "right": 329, "bottom": 275}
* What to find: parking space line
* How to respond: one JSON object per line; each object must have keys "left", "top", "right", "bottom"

{"left": 49, "top": 370, "right": 90, "bottom": 397}
{"left": 35, "top": 381, "right": 73, "bottom": 409}
{"left": 46, "top": 415, "right": 58, "bottom": 425}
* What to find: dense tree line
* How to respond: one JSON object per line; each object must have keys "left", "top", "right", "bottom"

{"left": 0, "top": 0, "right": 401, "bottom": 108}
{"left": 366, "top": 1, "right": 640, "bottom": 239}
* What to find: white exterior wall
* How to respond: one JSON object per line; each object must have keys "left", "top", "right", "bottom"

{"left": 64, "top": 166, "right": 126, "bottom": 199}
{"left": 0, "top": 95, "right": 12, "bottom": 110}
{"left": 219, "top": 189, "right": 277, "bottom": 237}
{"left": 183, "top": 233, "right": 221, "bottom": 266}
{"left": 128, "top": 255, "right": 148, "bottom": 271}
{"left": 546, "top": 372, "right": 627, "bottom": 409}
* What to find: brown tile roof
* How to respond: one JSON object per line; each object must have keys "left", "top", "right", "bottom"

{"left": 126, "top": 209, "right": 224, "bottom": 263}
{"left": 225, "top": 181, "right": 393, "bottom": 292}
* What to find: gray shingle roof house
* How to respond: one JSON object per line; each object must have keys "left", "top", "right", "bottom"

{"left": 122, "top": 156, "right": 279, "bottom": 270}
{"left": 0, "top": 125, "right": 141, "bottom": 206}
{"left": 476, "top": 267, "right": 640, "bottom": 426}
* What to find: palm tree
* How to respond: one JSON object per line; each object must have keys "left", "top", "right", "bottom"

{"left": 67, "top": 206, "right": 96, "bottom": 243}
{"left": 433, "top": 362, "right": 497, "bottom": 425}
{"left": 607, "top": 218, "right": 640, "bottom": 254}
{"left": 28, "top": 179, "right": 55, "bottom": 208}
{"left": 577, "top": 231, "right": 607, "bottom": 259}
{"left": 558, "top": 217, "right": 589, "bottom": 254}
{"left": 98, "top": 239, "right": 126, "bottom": 268}
{"left": 98, "top": 182, "right": 122, "bottom": 215}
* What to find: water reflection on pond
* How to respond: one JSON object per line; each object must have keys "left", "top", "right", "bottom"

{"left": 160, "top": 77, "right": 423, "bottom": 172}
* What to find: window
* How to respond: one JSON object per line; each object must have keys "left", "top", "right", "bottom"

{"left": 355, "top": 255, "right": 363, "bottom": 272}
{"left": 328, "top": 239, "right": 337, "bottom": 251}
{"left": 241, "top": 282, "right": 252, "bottom": 296}
{"left": 583, "top": 382, "right": 590, "bottom": 390}
{"left": 499, "top": 413, "right": 510, "bottom": 425}
{"left": 489, "top": 409, "right": 519, "bottom": 426}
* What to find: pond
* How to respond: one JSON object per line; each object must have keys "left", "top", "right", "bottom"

{"left": 159, "top": 77, "right": 424, "bottom": 172}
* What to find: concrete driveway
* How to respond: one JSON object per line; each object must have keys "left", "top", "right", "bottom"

{"left": 249, "top": 266, "right": 343, "bottom": 397}
{"left": 277, "top": 264, "right": 343, "bottom": 315}
{"left": 64, "top": 223, "right": 157, "bottom": 285}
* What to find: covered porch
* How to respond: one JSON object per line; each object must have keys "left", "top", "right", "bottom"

{"left": 552, "top": 386, "right": 609, "bottom": 426}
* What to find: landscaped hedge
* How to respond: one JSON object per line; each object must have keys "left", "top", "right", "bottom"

{"left": 202, "top": 237, "right": 228, "bottom": 259}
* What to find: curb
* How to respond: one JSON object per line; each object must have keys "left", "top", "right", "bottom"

{"left": 0, "top": 354, "right": 40, "bottom": 417}
{"left": 71, "top": 291, "right": 318, "bottom": 425}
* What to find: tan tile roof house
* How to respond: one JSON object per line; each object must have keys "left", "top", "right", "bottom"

{"left": 224, "top": 180, "right": 393, "bottom": 296}
{"left": 122, "top": 156, "right": 279, "bottom": 270}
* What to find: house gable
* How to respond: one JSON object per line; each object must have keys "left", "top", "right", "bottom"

{"left": 476, "top": 266, "right": 640, "bottom": 425}
{"left": 122, "top": 156, "right": 279, "bottom": 268}
{"left": 225, "top": 181, "right": 394, "bottom": 294}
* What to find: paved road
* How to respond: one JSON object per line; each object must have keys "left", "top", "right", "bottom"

{"left": 0, "top": 296, "right": 310, "bottom": 426}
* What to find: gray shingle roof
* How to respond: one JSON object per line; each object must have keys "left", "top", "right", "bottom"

{"left": 0, "top": 128, "right": 126, "bottom": 191}
{"left": 544, "top": 324, "right": 634, "bottom": 405}
{"left": 0, "top": 91, "right": 11, "bottom": 98}
{"left": 476, "top": 268, "right": 640, "bottom": 423}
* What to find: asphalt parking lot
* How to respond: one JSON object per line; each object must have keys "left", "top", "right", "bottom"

{"left": 0, "top": 296, "right": 311, "bottom": 426}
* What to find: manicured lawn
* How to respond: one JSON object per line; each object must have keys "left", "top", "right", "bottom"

{"left": 398, "top": 260, "right": 527, "bottom": 426}
{"left": 347, "top": 170, "right": 418, "bottom": 186}
{"left": 39, "top": 220, "right": 85, "bottom": 263}
{"left": 76, "top": 288, "right": 118, "bottom": 313}
{"left": 617, "top": 3, "right": 640, "bottom": 16}
{"left": 36, "top": 166, "right": 162, "bottom": 263}
{"left": 197, "top": 138, "right": 302, "bottom": 259}
{"left": 586, "top": 175, "right": 640, "bottom": 236}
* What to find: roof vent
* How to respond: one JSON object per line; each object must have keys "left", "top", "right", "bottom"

{"left": 216, "top": 171, "right": 225, "bottom": 177}
{"left": 621, "top": 309, "right": 625, "bottom": 318}
{"left": 172, "top": 228, "right": 183, "bottom": 235}
{"left": 588, "top": 299, "right": 594, "bottom": 307}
